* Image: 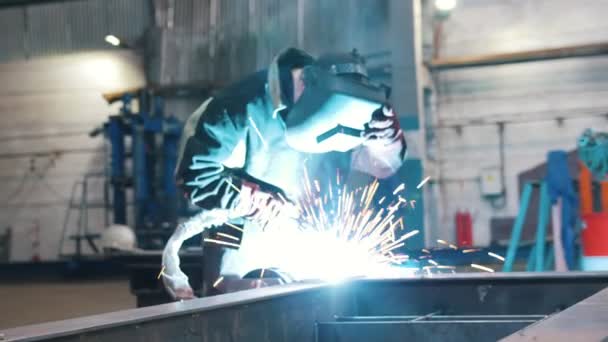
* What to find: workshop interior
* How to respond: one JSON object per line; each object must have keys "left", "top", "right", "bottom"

{"left": 1, "top": 0, "right": 608, "bottom": 341}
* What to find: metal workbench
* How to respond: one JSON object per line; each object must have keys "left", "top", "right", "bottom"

{"left": 2, "top": 272, "right": 608, "bottom": 341}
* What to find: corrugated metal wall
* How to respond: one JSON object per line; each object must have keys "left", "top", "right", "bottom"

{"left": 0, "top": 0, "right": 151, "bottom": 62}
{"left": 149, "top": 0, "right": 390, "bottom": 86}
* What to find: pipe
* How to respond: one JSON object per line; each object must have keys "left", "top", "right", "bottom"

{"left": 429, "top": 42, "right": 608, "bottom": 70}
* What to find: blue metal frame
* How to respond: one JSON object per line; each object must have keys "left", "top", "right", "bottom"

{"left": 108, "top": 116, "right": 126, "bottom": 225}
{"left": 503, "top": 183, "right": 533, "bottom": 272}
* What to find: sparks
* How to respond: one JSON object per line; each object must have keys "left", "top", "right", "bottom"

{"left": 277, "top": 192, "right": 288, "bottom": 204}
{"left": 314, "top": 180, "right": 321, "bottom": 192}
{"left": 422, "top": 248, "right": 430, "bottom": 254}
{"left": 488, "top": 252, "right": 505, "bottom": 262}
{"left": 449, "top": 244, "right": 458, "bottom": 250}
{"left": 393, "top": 183, "right": 405, "bottom": 195}
{"left": 217, "top": 232, "right": 240, "bottom": 241}
{"left": 471, "top": 263, "right": 495, "bottom": 273}
{"left": 462, "top": 249, "right": 479, "bottom": 254}
{"left": 225, "top": 222, "right": 244, "bottom": 232}
{"left": 213, "top": 276, "right": 224, "bottom": 288}
{"left": 401, "top": 229, "right": 420, "bottom": 240}
{"left": 416, "top": 176, "right": 431, "bottom": 189}
{"left": 204, "top": 238, "right": 241, "bottom": 249}
{"left": 157, "top": 266, "right": 165, "bottom": 280}
{"left": 437, "top": 239, "right": 448, "bottom": 246}
{"left": 428, "top": 259, "right": 438, "bottom": 266}
{"left": 258, "top": 171, "right": 417, "bottom": 281}
{"left": 248, "top": 116, "right": 267, "bottom": 148}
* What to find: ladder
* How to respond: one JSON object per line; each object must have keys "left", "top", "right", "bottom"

{"left": 58, "top": 172, "right": 110, "bottom": 259}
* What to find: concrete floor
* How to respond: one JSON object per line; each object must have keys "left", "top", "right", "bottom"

{"left": 0, "top": 279, "right": 135, "bottom": 330}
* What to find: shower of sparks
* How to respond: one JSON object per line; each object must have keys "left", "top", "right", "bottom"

{"left": 204, "top": 238, "right": 241, "bottom": 249}
{"left": 416, "top": 176, "right": 431, "bottom": 189}
{"left": 462, "top": 249, "right": 479, "bottom": 254}
{"left": 428, "top": 259, "right": 438, "bottom": 266}
{"left": 225, "top": 222, "right": 244, "bottom": 232}
{"left": 157, "top": 266, "right": 165, "bottom": 280}
{"left": 251, "top": 169, "right": 418, "bottom": 281}
{"left": 248, "top": 116, "right": 267, "bottom": 148}
{"left": 488, "top": 252, "right": 505, "bottom": 262}
{"left": 217, "top": 232, "right": 240, "bottom": 241}
{"left": 393, "top": 183, "right": 405, "bottom": 195}
{"left": 213, "top": 276, "right": 224, "bottom": 288}
{"left": 471, "top": 263, "right": 495, "bottom": 273}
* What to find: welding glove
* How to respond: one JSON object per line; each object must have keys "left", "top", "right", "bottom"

{"left": 362, "top": 106, "right": 403, "bottom": 148}
{"left": 351, "top": 105, "right": 406, "bottom": 179}
{"left": 162, "top": 209, "right": 232, "bottom": 300}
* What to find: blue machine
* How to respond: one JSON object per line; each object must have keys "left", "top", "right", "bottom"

{"left": 97, "top": 89, "right": 184, "bottom": 249}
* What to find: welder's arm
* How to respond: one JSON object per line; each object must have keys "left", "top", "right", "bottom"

{"left": 162, "top": 209, "right": 231, "bottom": 300}
{"left": 163, "top": 99, "right": 247, "bottom": 300}
{"left": 351, "top": 106, "right": 407, "bottom": 179}
{"left": 163, "top": 100, "right": 292, "bottom": 300}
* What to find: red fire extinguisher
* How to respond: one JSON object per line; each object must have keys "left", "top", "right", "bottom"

{"left": 456, "top": 211, "right": 473, "bottom": 247}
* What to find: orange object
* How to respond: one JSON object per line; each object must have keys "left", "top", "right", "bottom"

{"left": 579, "top": 161, "right": 593, "bottom": 215}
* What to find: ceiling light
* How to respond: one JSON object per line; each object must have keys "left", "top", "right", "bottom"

{"left": 435, "top": 0, "right": 457, "bottom": 12}
{"left": 105, "top": 35, "right": 121, "bottom": 47}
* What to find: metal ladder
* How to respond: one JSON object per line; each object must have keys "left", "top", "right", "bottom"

{"left": 58, "top": 172, "right": 110, "bottom": 259}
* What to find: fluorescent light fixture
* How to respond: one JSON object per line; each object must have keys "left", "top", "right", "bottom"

{"left": 435, "top": 0, "right": 457, "bottom": 12}
{"left": 105, "top": 35, "right": 121, "bottom": 47}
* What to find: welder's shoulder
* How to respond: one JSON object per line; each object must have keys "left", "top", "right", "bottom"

{"left": 206, "top": 70, "right": 269, "bottom": 124}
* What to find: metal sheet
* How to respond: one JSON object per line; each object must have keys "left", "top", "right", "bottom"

{"left": 316, "top": 321, "right": 534, "bottom": 342}
{"left": 2, "top": 272, "right": 608, "bottom": 342}
{"left": 501, "top": 286, "right": 608, "bottom": 341}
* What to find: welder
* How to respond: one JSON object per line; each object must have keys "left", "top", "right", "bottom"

{"left": 162, "top": 48, "right": 407, "bottom": 300}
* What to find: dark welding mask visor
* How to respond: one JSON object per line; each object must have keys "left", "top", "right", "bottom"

{"left": 284, "top": 65, "right": 387, "bottom": 153}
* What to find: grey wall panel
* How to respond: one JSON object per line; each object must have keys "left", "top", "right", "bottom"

{"left": 151, "top": 0, "right": 391, "bottom": 87}
{"left": 430, "top": 0, "right": 608, "bottom": 246}
{"left": 0, "top": 7, "right": 27, "bottom": 62}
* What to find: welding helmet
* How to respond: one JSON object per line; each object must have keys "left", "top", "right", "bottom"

{"left": 284, "top": 50, "right": 388, "bottom": 153}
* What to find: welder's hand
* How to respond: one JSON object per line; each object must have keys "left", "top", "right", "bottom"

{"left": 362, "top": 106, "right": 403, "bottom": 148}
{"left": 160, "top": 266, "right": 197, "bottom": 301}
{"left": 232, "top": 180, "right": 298, "bottom": 225}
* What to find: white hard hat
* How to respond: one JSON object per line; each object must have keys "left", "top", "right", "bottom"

{"left": 100, "top": 224, "right": 136, "bottom": 252}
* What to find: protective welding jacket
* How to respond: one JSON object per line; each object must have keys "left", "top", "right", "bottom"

{"left": 176, "top": 48, "right": 407, "bottom": 277}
